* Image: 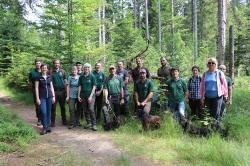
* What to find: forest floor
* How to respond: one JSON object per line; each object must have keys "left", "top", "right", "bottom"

{"left": 0, "top": 92, "right": 162, "bottom": 166}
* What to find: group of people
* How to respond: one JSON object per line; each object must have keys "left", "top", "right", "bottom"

{"left": 28, "top": 56, "right": 232, "bottom": 135}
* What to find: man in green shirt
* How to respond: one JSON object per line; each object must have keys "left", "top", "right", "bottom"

{"left": 28, "top": 58, "right": 42, "bottom": 126}
{"left": 50, "top": 59, "right": 68, "bottom": 127}
{"left": 78, "top": 63, "right": 97, "bottom": 131}
{"left": 102, "top": 65, "right": 124, "bottom": 130}
{"left": 134, "top": 69, "right": 154, "bottom": 121}
{"left": 166, "top": 67, "right": 188, "bottom": 122}
{"left": 219, "top": 64, "right": 233, "bottom": 116}
{"left": 92, "top": 62, "right": 106, "bottom": 121}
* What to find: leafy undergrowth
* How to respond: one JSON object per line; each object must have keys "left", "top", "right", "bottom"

{"left": 110, "top": 77, "right": 250, "bottom": 165}
{"left": 0, "top": 78, "right": 33, "bottom": 104}
{"left": 0, "top": 104, "right": 37, "bottom": 152}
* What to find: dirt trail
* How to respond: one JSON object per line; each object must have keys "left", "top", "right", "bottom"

{"left": 0, "top": 93, "right": 162, "bottom": 166}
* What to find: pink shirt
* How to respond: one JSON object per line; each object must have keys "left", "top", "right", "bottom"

{"left": 200, "top": 69, "right": 228, "bottom": 98}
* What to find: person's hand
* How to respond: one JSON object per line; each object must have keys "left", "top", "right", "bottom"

{"left": 141, "top": 101, "right": 146, "bottom": 106}
{"left": 201, "top": 98, "right": 205, "bottom": 108}
{"left": 105, "top": 99, "right": 109, "bottom": 105}
{"left": 120, "top": 98, "right": 124, "bottom": 105}
{"left": 137, "top": 102, "right": 140, "bottom": 106}
{"left": 36, "top": 99, "right": 41, "bottom": 105}
{"left": 52, "top": 96, "right": 56, "bottom": 104}
{"left": 66, "top": 97, "right": 69, "bottom": 103}
{"left": 78, "top": 97, "right": 82, "bottom": 103}
{"left": 88, "top": 97, "right": 92, "bottom": 104}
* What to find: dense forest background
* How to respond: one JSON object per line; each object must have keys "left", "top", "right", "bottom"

{"left": 0, "top": 0, "right": 249, "bottom": 88}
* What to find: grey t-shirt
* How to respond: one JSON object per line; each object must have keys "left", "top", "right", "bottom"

{"left": 68, "top": 75, "right": 80, "bottom": 98}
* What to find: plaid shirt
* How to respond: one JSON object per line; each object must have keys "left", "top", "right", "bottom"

{"left": 188, "top": 76, "right": 201, "bottom": 99}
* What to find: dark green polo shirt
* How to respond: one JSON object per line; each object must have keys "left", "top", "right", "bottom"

{"left": 92, "top": 70, "right": 105, "bottom": 90}
{"left": 78, "top": 73, "right": 96, "bottom": 98}
{"left": 225, "top": 76, "right": 232, "bottom": 87}
{"left": 51, "top": 69, "right": 67, "bottom": 90}
{"left": 104, "top": 75, "right": 123, "bottom": 94}
{"left": 29, "top": 69, "right": 41, "bottom": 86}
{"left": 134, "top": 79, "right": 154, "bottom": 102}
{"left": 166, "top": 78, "right": 187, "bottom": 104}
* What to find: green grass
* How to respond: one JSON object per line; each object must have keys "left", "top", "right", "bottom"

{"left": 0, "top": 78, "right": 33, "bottom": 104}
{"left": 110, "top": 76, "right": 250, "bottom": 165}
{"left": 0, "top": 104, "right": 37, "bottom": 152}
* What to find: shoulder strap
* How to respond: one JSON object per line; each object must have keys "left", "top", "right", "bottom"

{"left": 50, "top": 69, "right": 53, "bottom": 75}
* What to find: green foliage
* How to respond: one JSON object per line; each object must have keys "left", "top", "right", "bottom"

{"left": 0, "top": 104, "right": 36, "bottom": 152}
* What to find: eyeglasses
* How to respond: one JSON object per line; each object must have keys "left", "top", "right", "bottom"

{"left": 208, "top": 62, "right": 215, "bottom": 65}
{"left": 219, "top": 68, "right": 226, "bottom": 70}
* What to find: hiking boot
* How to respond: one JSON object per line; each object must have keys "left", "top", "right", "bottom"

{"left": 37, "top": 120, "right": 42, "bottom": 126}
{"left": 47, "top": 127, "right": 52, "bottom": 133}
{"left": 92, "top": 125, "right": 97, "bottom": 131}
{"left": 84, "top": 123, "right": 92, "bottom": 129}
{"left": 40, "top": 128, "right": 47, "bottom": 135}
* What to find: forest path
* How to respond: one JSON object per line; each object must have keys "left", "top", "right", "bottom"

{"left": 0, "top": 92, "right": 162, "bottom": 166}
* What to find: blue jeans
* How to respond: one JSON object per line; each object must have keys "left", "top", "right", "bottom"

{"left": 169, "top": 101, "right": 185, "bottom": 122}
{"left": 40, "top": 98, "right": 52, "bottom": 128}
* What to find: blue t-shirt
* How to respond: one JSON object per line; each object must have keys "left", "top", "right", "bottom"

{"left": 205, "top": 72, "right": 218, "bottom": 98}
{"left": 116, "top": 69, "right": 129, "bottom": 91}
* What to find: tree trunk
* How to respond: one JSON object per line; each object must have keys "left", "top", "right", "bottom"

{"left": 98, "top": 7, "right": 102, "bottom": 47}
{"left": 158, "top": 0, "right": 162, "bottom": 51}
{"left": 67, "top": 0, "right": 73, "bottom": 63}
{"left": 102, "top": 4, "right": 106, "bottom": 46}
{"left": 229, "top": 25, "right": 234, "bottom": 84}
{"left": 171, "top": 0, "right": 174, "bottom": 57}
{"left": 218, "top": 0, "right": 227, "bottom": 65}
{"left": 133, "top": 0, "right": 137, "bottom": 28}
{"left": 192, "top": 0, "right": 198, "bottom": 64}
{"left": 145, "top": 0, "right": 149, "bottom": 40}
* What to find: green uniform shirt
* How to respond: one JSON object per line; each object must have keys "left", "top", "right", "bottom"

{"left": 104, "top": 75, "right": 123, "bottom": 94}
{"left": 134, "top": 79, "right": 154, "bottom": 102}
{"left": 92, "top": 70, "right": 105, "bottom": 90}
{"left": 78, "top": 73, "right": 96, "bottom": 98}
{"left": 166, "top": 78, "right": 187, "bottom": 104}
{"left": 51, "top": 69, "right": 67, "bottom": 90}
{"left": 29, "top": 69, "right": 41, "bottom": 86}
{"left": 225, "top": 76, "right": 232, "bottom": 87}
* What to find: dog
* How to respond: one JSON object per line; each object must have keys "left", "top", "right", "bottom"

{"left": 142, "top": 115, "right": 161, "bottom": 131}
{"left": 180, "top": 118, "right": 211, "bottom": 137}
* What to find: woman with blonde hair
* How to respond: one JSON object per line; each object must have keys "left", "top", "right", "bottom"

{"left": 200, "top": 57, "right": 228, "bottom": 121}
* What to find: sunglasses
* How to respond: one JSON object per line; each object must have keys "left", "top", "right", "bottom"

{"left": 208, "top": 62, "right": 215, "bottom": 65}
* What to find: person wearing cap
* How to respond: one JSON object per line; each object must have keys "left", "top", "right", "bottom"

{"left": 28, "top": 58, "right": 42, "bottom": 126}
{"left": 78, "top": 63, "right": 97, "bottom": 131}
{"left": 166, "top": 67, "right": 188, "bottom": 122}
{"left": 116, "top": 60, "right": 129, "bottom": 115}
{"left": 92, "top": 62, "right": 106, "bottom": 121}
{"left": 102, "top": 65, "right": 124, "bottom": 130}
{"left": 157, "top": 57, "right": 171, "bottom": 82}
{"left": 187, "top": 66, "right": 202, "bottom": 117}
{"left": 50, "top": 59, "right": 68, "bottom": 127}
{"left": 76, "top": 62, "right": 83, "bottom": 75}
{"left": 134, "top": 68, "right": 154, "bottom": 121}
{"left": 219, "top": 64, "right": 233, "bottom": 116}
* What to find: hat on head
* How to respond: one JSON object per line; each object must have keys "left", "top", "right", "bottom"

{"left": 109, "top": 65, "right": 115, "bottom": 69}
{"left": 139, "top": 69, "right": 147, "bottom": 73}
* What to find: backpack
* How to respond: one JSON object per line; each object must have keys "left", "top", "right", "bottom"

{"left": 50, "top": 68, "right": 65, "bottom": 76}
